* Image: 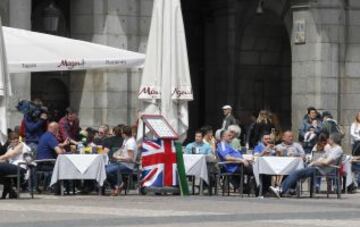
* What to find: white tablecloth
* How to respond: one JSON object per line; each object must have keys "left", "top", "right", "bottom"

{"left": 253, "top": 157, "right": 304, "bottom": 186}
{"left": 50, "top": 154, "right": 107, "bottom": 186}
{"left": 183, "top": 154, "right": 209, "bottom": 184}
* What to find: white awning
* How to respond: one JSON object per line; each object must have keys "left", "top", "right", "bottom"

{"left": 3, "top": 26, "right": 145, "bottom": 73}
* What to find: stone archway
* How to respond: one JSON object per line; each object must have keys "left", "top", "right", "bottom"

{"left": 183, "top": 0, "right": 293, "bottom": 137}
{"left": 31, "top": 75, "right": 70, "bottom": 120}
{"left": 235, "top": 7, "right": 292, "bottom": 129}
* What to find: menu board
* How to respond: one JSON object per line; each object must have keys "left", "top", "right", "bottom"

{"left": 142, "top": 115, "right": 178, "bottom": 139}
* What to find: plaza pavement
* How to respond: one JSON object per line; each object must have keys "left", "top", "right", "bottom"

{"left": 0, "top": 193, "right": 360, "bottom": 227}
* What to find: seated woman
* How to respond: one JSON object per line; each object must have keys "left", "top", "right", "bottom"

{"left": 0, "top": 132, "right": 30, "bottom": 199}
{"left": 105, "top": 126, "right": 137, "bottom": 196}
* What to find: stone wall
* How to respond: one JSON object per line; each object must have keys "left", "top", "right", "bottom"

{"left": 70, "top": 0, "right": 152, "bottom": 128}
{"left": 291, "top": 0, "right": 360, "bottom": 152}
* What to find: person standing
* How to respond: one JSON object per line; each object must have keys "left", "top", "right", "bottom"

{"left": 350, "top": 112, "right": 360, "bottom": 152}
{"left": 350, "top": 112, "right": 360, "bottom": 188}
{"left": 321, "top": 111, "right": 344, "bottom": 139}
{"left": 298, "top": 107, "right": 321, "bottom": 142}
{"left": 58, "top": 107, "right": 80, "bottom": 143}
{"left": 22, "top": 99, "right": 48, "bottom": 152}
{"left": 221, "top": 105, "right": 237, "bottom": 130}
{"left": 248, "top": 110, "right": 275, "bottom": 149}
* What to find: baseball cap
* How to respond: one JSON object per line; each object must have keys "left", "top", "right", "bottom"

{"left": 222, "top": 105, "right": 232, "bottom": 110}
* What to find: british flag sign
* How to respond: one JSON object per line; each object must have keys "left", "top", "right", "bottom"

{"left": 141, "top": 138, "right": 178, "bottom": 187}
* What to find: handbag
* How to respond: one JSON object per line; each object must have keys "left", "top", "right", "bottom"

{"left": 352, "top": 141, "right": 360, "bottom": 156}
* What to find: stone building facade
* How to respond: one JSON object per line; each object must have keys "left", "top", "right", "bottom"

{"left": 1, "top": 0, "right": 360, "bottom": 151}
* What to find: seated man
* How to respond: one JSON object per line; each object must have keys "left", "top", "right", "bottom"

{"left": 36, "top": 122, "right": 68, "bottom": 192}
{"left": 270, "top": 133, "right": 343, "bottom": 198}
{"left": 275, "top": 131, "right": 305, "bottom": 158}
{"left": 93, "top": 124, "right": 110, "bottom": 146}
{"left": 253, "top": 134, "right": 276, "bottom": 157}
{"left": 185, "top": 130, "right": 212, "bottom": 155}
{"left": 217, "top": 130, "right": 253, "bottom": 190}
{"left": 253, "top": 134, "right": 278, "bottom": 193}
{"left": 37, "top": 122, "right": 68, "bottom": 160}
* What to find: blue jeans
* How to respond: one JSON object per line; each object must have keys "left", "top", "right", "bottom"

{"left": 281, "top": 167, "right": 317, "bottom": 193}
{"left": 105, "top": 163, "right": 132, "bottom": 189}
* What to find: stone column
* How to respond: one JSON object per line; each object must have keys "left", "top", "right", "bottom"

{"left": 6, "top": 0, "right": 32, "bottom": 128}
{"left": 291, "top": 0, "right": 343, "bottom": 133}
{"left": 342, "top": 1, "right": 360, "bottom": 150}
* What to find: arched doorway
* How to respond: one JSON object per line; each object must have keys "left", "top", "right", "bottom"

{"left": 31, "top": 75, "right": 70, "bottom": 121}
{"left": 31, "top": 0, "right": 71, "bottom": 121}
{"left": 236, "top": 9, "right": 292, "bottom": 129}
{"left": 182, "top": 0, "right": 292, "bottom": 138}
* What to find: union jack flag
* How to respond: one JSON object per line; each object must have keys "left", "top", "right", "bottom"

{"left": 141, "top": 138, "right": 178, "bottom": 187}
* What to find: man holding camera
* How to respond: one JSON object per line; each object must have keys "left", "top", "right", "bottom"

{"left": 22, "top": 100, "right": 48, "bottom": 151}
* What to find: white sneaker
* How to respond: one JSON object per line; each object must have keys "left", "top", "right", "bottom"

{"left": 269, "top": 186, "right": 281, "bottom": 199}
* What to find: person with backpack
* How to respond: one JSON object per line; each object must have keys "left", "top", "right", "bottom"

{"left": 321, "top": 111, "right": 344, "bottom": 139}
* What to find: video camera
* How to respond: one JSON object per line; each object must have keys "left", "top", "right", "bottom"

{"left": 16, "top": 100, "right": 48, "bottom": 120}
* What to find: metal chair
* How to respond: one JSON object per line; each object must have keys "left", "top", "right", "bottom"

{"left": 33, "top": 159, "right": 56, "bottom": 194}
{"left": 116, "top": 150, "right": 142, "bottom": 195}
{"left": 297, "top": 156, "right": 343, "bottom": 199}
{"left": 216, "top": 161, "right": 244, "bottom": 196}
{"left": 1, "top": 160, "right": 36, "bottom": 199}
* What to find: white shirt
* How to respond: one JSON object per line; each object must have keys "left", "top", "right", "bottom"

{"left": 120, "top": 137, "right": 137, "bottom": 169}
{"left": 9, "top": 142, "right": 31, "bottom": 169}
{"left": 350, "top": 122, "right": 360, "bottom": 144}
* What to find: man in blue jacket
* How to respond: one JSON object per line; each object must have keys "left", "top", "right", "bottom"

{"left": 24, "top": 111, "right": 48, "bottom": 151}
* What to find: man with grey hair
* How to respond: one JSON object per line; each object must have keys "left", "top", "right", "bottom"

{"left": 270, "top": 133, "right": 343, "bottom": 198}
{"left": 217, "top": 130, "right": 253, "bottom": 190}
{"left": 228, "top": 125, "right": 242, "bottom": 151}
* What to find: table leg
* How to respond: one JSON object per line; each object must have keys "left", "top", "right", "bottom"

{"left": 259, "top": 174, "right": 263, "bottom": 197}
{"left": 60, "top": 180, "right": 64, "bottom": 196}
{"left": 199, "top": 178, "right": 204, "bottom": 196}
